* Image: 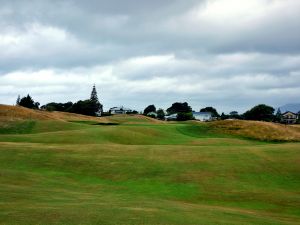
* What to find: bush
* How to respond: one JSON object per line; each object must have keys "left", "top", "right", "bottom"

{"left": 243, "top": 104, "right": 275, "bottom": 122}
{"left": 177, "top": 112, "right": 194, "bottom": 121}
{"left": 69, "top": 100, "right": 98, "bottom": 116}
{"left": 167, "top": 102, "right": 192, "bottom": 115}
{"left": 200, "top": 107, "right": 220, "bottom": 117}
{"left": 143, "top": 105, "right": 156, "bottom": 115}
{"left": 157, "top": 109, "right": 165, "bottom": 120}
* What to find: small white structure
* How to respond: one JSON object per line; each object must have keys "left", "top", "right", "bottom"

{"left": 165, "top": 113, "right": 177, "bottom": 121}
{"left": 147, "top": 112, "right": 157, "bottom": 117}
{"left": 95, "top": 110, "right": 102, "bottom": 117}
{"left": 193, "top": 112, "right": 212, "bottom": 122}
{"left": 109, "top": 106, "right": 132, "bottom": 114}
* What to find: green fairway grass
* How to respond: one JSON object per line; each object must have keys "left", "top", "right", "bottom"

{"left": 0, "top": 114, "right": 299, "bottom": 224}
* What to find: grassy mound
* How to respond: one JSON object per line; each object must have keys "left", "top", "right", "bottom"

{"left": 209, "top": 120, "right": 300, "bottom": 142}
{"left": 0, "top": 105, "right": 162, "bottom": 134}
{"left": 0, "top": 104, "right": 111, "bottom": 122}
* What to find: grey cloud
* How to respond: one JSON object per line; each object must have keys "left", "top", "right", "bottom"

{"left": 0, "top": 0, "right": 299, "bottom": 112}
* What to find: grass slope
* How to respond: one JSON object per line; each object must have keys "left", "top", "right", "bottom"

{"left": 210, "top": 120, "right": 300, "bottom": 142}
{"left": 0, "top": 105, "right": 299, "bottom": 224}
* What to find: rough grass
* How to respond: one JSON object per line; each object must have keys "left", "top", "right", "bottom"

{"left": 0, "top": 105, "right": 300, "bottom": 224}
{"left": 209, "top": 120, "right": 300, "bottom": 142}
{"left": 0, "top": 104, "right": 109, "bottom": 123}
{"left": 0, "top": 104, "right": 162, "bottom": 125}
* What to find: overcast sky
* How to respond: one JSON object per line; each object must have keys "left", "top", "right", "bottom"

{"left": 0, "top": 0, "right": 299, "bottom": 113}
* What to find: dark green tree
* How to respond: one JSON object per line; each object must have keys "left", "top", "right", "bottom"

{"left": 243, "top": 104, "right": 275, "bottom": 121}
{"left": 143, "top": 105, "right": 156, "bottom": 115}
{"left": 19, "top": 94, "right": 36, "bottom": 109}
{"left": 156, "top": 108, "right": 165, "bottom": 120}
{"left": 90, "top": 84, "right": 99, "bottom": 102}
{"left": 70, "top": 100, "right": 96, "bottom": 116}
{"left": 220, "top": 112, "right": 229, "bottom": 120}
{"left": 167, "top": 102, "right": 192, "bottom": 115}
{"left": 89, "top": 85, "right": 103, "bottom": 116}
{"left": 274, "top": 108, "right": 282, "bottom": 122}
{"left": 42, "top": 102, "right": 73, "bottom": 112}
{"left": 229, "top": 111, "right": 241, "bottom": 119}
{"left": 200, "top": 107, "right": 220, "bottom": 117}
{"left": 177, "top": 112, "right": 194, "bottom": 121}
{"left": 16, "top": 95, "right": 20, "bottom": 105}
{"left": 230, "top": 111, "right": 238, "bottom": 116}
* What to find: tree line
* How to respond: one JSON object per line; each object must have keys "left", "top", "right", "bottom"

{"left": 142, "top": 102, "right": 284, "bottom": 122}
{"left": 16, "top": 86, "right": 292, "bottom": 123}
{"left": 16, "top": 85, "right": 103, "bottom": 116}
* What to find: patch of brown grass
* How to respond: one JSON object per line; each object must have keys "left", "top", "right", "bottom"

{"left": 0, "top": 104, "right": 109, "bottom": 122}
{"left": 214, "top": 120, "right": 300, "bottom": 141}
{"left": 210, "top": 120, "right": 300, "bottom": 141}
{"left": 0, "top": 104, "right": 162, "bottom": 125}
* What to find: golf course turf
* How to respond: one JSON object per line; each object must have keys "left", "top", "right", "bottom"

{"left": 0, "top": 106, "right": 299, "bottom": 224}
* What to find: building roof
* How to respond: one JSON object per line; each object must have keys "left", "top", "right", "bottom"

{"left": 193, "top": 112, "right": 212, "bottom": 116}
{"left": 110, "top": 106, "right": 132, "bottom": 111}
{"left": 165, "top": 113, "right": 177, "bottom": 118}
{"left": 282, "top": 111, "right": 298, "bottom": 116}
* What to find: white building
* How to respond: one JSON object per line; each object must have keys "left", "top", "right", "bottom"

{"left": 165, "top": 113, "right": 177, "bottom": 121}
{"left": 147, "top": 112, "right": 157, "bottom": 117}
{"left": 193, "top": 112, "right": 212, "bottom": 121}
{"left": 281, "top": 111, "right": 298, "bottom": 124}
{"left": 109, "top": 106, "right": 132, "bottom": 114}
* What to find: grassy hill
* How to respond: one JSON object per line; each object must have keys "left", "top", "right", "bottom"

{"left": 0, "top": 105, "right": 299, "bottom": 224}
{"left": 210, "top": 120, "right": 300, "bottom": 142}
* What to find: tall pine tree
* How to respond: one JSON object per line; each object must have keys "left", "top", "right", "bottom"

{"left": 90, "top": 84, "right": 99, "bottom": 102}
{"left": 90, "top": 84, "right": 103, "bottom": 116}
{"left": 275, "top": 108, "right": 282, "bottom": 122}
{"left": 16, "top": 95, "right": 20, "bottom": 105}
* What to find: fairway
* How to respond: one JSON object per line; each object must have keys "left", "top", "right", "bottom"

{"left": 0, "top": 109, "right": 300, "bottom": 224}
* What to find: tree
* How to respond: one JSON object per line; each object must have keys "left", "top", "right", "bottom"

{"left": 177, "top": 112, "right": 194, "bottom": 121}
{"left": 42, "top": 102, "right": 73, "bottom": 112}
{"left": 220, "top": 112, "right": 229, "bottom": 120}
{"left": 70, "top": 100, "right": 96, "bottom": 116}
{"left": 34, "top": 102, "right": 40, "bottom": 109}
{"left": 229, "top": 111, "right": 241, "bottom": 119}
{"left": 143, "top": 105, "right": 156, "bottom": 115}
{"left": 243, "top": 104, "right": 275, "bottom": 121}
{"left": 16, "top": 95, "right": 20, "bottom": 105}
{"left": 274, "top": 108, "right": 282, "bottom": 122}
{"left": 90, "top": 84, "right": 99, "bottom": 102}
{"left": 167, "top": 102, "right": 192, "bottom": 115}
{"left": 89, "top": 85, "right": 103, "bottom": 116}
{"left": 156, "top": 108, "right": 165, "bottom": 120}
{"left": 19, "top": 94, "right": 36, "bottom": 109}
{"left": 230, "top": 111, "right": 238, "bottom": 116}
{"left": 200, "top": 107, "right": 220, "bottom": 117}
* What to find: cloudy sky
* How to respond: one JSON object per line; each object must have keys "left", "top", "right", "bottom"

{"left": 0, "top": 0, "right": 300, "bottom": 113}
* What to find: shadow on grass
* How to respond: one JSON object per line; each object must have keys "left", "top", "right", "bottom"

{"left": 69, "top": 120, "right": 119, "bottom": 126}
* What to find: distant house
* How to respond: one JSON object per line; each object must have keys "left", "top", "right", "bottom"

{"left": 109, "top": 106, "right": 132, "bottom": 114}
{"left": 281, "top": 111, "right": 298, "bottom": 124}
{"left": 165, "top": 113, "right": 177, "bottom": 121}
{"left": 193, "top": 112, "right": 212, "bottom": 122}
{"left": 147, "top": 112, "right": 157, "bottom": 118}
{"left": 95, "top": 110, "right": 102, "bottom": 117}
